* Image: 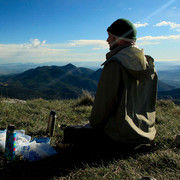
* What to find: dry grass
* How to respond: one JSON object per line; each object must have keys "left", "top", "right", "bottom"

{"left": 76, "top": 90, "right": 94, "bottom": 106}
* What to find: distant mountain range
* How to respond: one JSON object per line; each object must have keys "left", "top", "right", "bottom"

{"left": 0, "top": 64, "right": 100, "bottom": 99}
{"left": 0, "top": 62, "right": 102, "bottom": 75}
{"left": 0, "top": 63, "right": 179, "bottom": 100}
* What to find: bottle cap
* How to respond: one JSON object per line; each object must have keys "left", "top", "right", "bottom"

{"left": 50, "top": 110, "right": 56, "bottom": 116}
{"left": 7, "top": 124, "right": 16, "bottom": 131}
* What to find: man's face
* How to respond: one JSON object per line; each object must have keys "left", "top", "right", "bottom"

{"left": 106, "top": 33, "right": 118, "bottom": 50}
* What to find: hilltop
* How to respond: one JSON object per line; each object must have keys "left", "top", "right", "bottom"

{"left": 0, "top": 98, "right": 179, "bottom": 179}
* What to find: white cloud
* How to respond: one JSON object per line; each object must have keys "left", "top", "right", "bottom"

{"left": 31, "top": 39, "right": 46, "bottom": 48}
{"left": 0, "top": 35, "right": 179, "bottom": 64}
{"left": 0, "top": 39, "right": 107, "bottom": 64}
{"left": 134, "top": 22, "right": 149, "bottom": 28}
{"left": 138, "top": 34, "right": 180, "bottom": 41}
{"left": 0, "top": 39, "right": 69, "bottom": 63}
{"left": 22, "top": 39, "right": 46, "bottom": 49}
{"left": 136, "top": 41, "right": 160, "bottom": 46}
{"left": 155, "top": 21, "right": 180, "bottom": 31}
{"left": 68, "top": 39, "right": 108, "bottom": 49}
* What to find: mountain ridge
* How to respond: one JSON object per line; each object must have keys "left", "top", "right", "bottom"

{"left": 0, "top": 64, "right": 179, "bottom": 100}
{"left": 0, "top": 64, "right": 98, "bottom": 99}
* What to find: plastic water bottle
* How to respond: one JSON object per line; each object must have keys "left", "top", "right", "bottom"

{"left": 46, "top": 110, "right": 56, "bottom": 137}
{"left": 4, "top": 124, "right": 16, "bottom": 162}
{"left": 0, "top": 128, "right": 6, "bottom": 152}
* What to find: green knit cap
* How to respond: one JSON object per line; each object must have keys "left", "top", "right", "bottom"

{"left": 107, "top": 18, "right": 137, "bottom": 40}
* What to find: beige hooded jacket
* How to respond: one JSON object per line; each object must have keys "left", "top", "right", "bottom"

{"left": 90, "top": 45, "right": 158, "bottom": 144}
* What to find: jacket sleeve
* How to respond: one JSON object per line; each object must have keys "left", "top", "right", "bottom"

{"left": 89, "top": 61, "right": 122, "bottom": 128}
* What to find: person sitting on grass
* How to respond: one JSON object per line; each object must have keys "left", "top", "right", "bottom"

{"left": 60, "top": 18, "right": 158, "bottom": 153}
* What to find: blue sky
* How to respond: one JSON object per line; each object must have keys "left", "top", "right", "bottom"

{"left": 0, "top": 0, "right": 180, "bottom": 66}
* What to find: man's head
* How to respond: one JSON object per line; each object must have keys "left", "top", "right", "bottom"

{"left": 107, "top": 18, "right": 137, "bottom": 50}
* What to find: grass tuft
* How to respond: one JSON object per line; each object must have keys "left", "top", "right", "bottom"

{"left": 76, "top": 90, "right": 94, "bottom": 106}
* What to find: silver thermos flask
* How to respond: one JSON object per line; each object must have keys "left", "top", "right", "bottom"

{"left": 46, "top": 110, "right": 56, "bottom": 137}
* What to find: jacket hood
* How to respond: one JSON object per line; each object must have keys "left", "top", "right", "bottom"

{"left": 103, "top": 46, "right": 156, "bottom": 82}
